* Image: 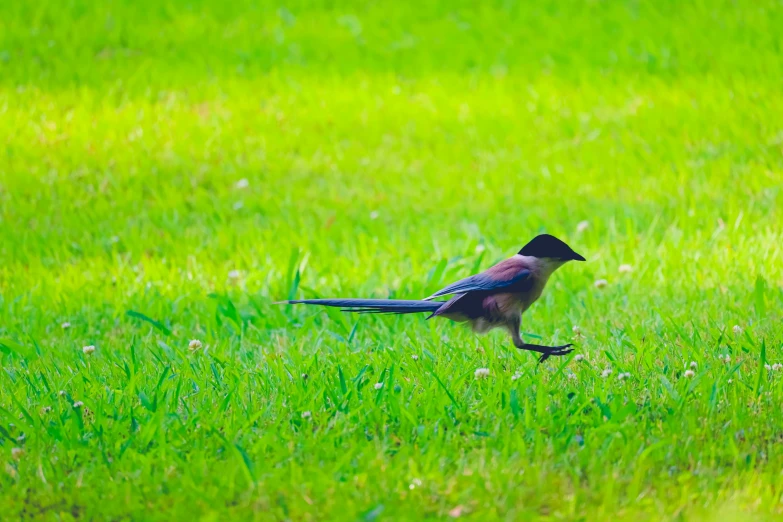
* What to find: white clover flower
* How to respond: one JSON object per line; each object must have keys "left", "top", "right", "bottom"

{"left": 511, "top": 372, "right": 522, "bottom": 381}
{"left": 474, "top": 244, "right": 486, "bottom": 253}
{"left": 727, "top": 379, "right": 733, "bottom": 384}
{"left": 374, "top": 382, "right": 383, "bottom": 390}
{"left": 601, "top": 368, "right": 612, "bottom": 378}
{"left": 684, "top": 370, "right": 695, "bottom": 378}
{"left": 188, "top": 339, "right": 203, "bottom": 351}
{"left": 618, "top": 372, "right": 631, "bottom": 381}
{"left": 228, "top": 270, "right": 242, "bottom": 279}
{"left": 58, "top": 390, "right": 66, "bottom": 397}
{"left": 411, "top": 354, "right": 419, "bottom": 361}
{"left": 594, "top": 279, "right": 608, "bottom": 289}
{"left": 576, "top": 221, "right": 590, "bottom": 233}
{"left": 11, "top": 447, "right": 23, "bottom": 460}
{"left": 82, "top": 345, "right": 95, "bottom": 355}
{"left": 618, "top": 264, "right": 633, "bottom": 273}
{"left": 448, "top": 506, "right": 465, "bottom": 518}
{"left": 235, "top": 178, "right": 249, "bottom": 189}
{"left": 301, "top": 411, "right": 311, "bottom": 419}
{"left": 690, "top": 361, "right": 698, "bottom": 369}
{"left": 61, "top": 322, "right": 71, "bottom": 329}
{"left": 567, "top": 372, "right": 577, "bottom": 380}
{"left": 719, "top": 354, "right": 731, "bottom": 364}
{"left": 572, "top": 325, "right": 582, "bottom": 336}
{"left": 773, "top": 363, "right": 782, "bottom": 371}
{"left": 732, "top": 325, "right": 742, "bottom": 335}
{"left": 73, "top": 401, "right": 84, "bottom": 408}
{"left": 474, "top": 368, "right": 490, "bottom": 379}
{"left": 42, "top": 406, "right": 52, "bottom": 414}
{"left": 369, "top": 211, "right": 379, "bottom": 220}
{"left": 409, "top": 478, "right": 422, "bottom": 490}
{"left": 765, "top": 364, "right": 772, "bottom": 371}
{"left": 574, "top": 354, "right": 585, "bottom": 362}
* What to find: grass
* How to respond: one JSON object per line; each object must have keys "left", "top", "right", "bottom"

{"left": 1, "top": 0, "right": 783, "bottom": 519}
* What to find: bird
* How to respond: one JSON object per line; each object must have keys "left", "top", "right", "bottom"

{"left": 283, "top": 234, "right": 585, "bottom": 362}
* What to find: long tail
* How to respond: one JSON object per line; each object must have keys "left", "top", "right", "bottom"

{"left": 284, "top": 298, "right": 444, "bottom": 315}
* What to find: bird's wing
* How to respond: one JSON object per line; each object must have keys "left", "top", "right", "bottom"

{"left": 423, "top": 258, "right": 531, "bottom": 301}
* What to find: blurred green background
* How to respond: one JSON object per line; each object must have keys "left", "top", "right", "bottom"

{"left": 1, "top": 1, "right": 782, "bottom": 520}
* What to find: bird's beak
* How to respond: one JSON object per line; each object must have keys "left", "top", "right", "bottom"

{"left": 571, "top": 252, "right": 586, "bottom": 262}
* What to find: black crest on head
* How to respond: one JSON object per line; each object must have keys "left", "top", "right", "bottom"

{"left": 519, "top": 234, "right": 585, "bottom": 261}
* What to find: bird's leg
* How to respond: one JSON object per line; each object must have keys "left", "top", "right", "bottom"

{"left": 508, "top": 317, "right": 574, "bottom": 363}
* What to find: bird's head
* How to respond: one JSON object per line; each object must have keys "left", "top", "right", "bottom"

{"left": 518, "top": 234, "right": 586, "bottom": 264}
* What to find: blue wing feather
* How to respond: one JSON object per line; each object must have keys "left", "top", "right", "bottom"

{"left": 424, "top": 269, "right": 531, "bottom": 300}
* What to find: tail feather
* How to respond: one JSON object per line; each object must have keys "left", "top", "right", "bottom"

{"left": 284, "top": 298, "right": 443, "bottom": 315}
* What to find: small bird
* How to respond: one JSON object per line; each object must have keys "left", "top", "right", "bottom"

{"left": 284, "top": 234, "right": 585, "bottom": 362}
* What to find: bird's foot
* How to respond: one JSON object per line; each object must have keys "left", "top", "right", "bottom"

{"left": 516, "top": 343, "right": 574, "bottom": 363}
{"left": 536, "top": 344, "right": 574, "bottom": 363}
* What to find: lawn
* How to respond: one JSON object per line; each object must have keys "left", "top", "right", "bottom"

{"left": 1, "top": 0, "right": 782, "bottom": 519}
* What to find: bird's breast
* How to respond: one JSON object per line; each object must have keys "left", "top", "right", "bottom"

{"left": 494, "top": 277, "right": 547, "bottom": 315}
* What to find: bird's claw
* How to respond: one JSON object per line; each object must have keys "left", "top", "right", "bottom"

{"left": 516, "top": 342, "right": 576, "bottom": 362}
{"left": 536, "top": 344, "right": 574, "bottom": 363}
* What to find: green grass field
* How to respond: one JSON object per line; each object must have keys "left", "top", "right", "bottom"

{"left": 1, "top": 0, "right": 783, "bottom": 519}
